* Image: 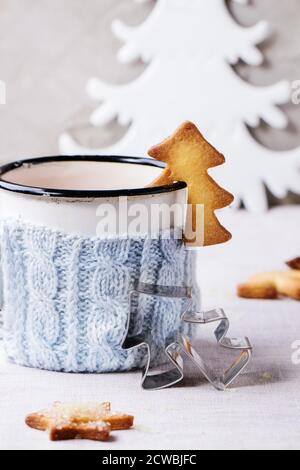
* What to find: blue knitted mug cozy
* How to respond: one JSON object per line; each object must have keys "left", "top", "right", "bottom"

{"left": 0, "top": 220, "right": 199, "bottom": 373}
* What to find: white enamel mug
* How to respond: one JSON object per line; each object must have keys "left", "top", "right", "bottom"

{"left": 0, "top": 156, "right": 187, "bottom": 237}
{"left": 0, "top": 156, "right": 196, "bottom": 374}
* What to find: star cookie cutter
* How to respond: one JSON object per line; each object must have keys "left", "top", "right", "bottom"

{"left": 122, "top": 282, "right": 252, "bottom": 391}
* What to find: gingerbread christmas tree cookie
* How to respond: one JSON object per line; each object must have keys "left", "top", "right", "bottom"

{"left": 149, "top": 122, "right": 234, "bottom": 247}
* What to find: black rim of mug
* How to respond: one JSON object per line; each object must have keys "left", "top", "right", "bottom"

{"left": 0, "top": 155, "right": 187, "bottom": 198}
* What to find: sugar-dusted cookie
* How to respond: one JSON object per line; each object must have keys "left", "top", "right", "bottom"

{"left": 49, "top": 420, "right": 111, "bottom": 442}
{"left": 25, "top": 402, "right": 134, "bottom": 442}
{"left": 238, "top": 270, "right": 300, "bottom": 300}
{"left": 148, "top": 122, "right": 234, "bottom": 247}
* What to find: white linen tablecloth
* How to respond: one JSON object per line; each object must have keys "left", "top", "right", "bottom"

{"left": 1, "top": 207, "right": 299, "bottom": 450}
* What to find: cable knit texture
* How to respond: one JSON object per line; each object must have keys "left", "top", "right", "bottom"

{"left": 1, "top": 221, "right": 198, "bottom": 373}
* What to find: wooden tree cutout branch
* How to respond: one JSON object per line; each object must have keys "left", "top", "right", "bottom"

{"left": 148, "top": 122, "right": 234, "bottom": 247}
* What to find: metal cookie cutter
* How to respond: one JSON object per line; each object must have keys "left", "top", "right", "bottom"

{"left": 182, "top": 309, "right": 253, "bottom": 391}
{"left": 122, "top": 282, "right": 193, "bottom": 391}
{"left": 122, "top": 283, "right": 252, "bottom": 391}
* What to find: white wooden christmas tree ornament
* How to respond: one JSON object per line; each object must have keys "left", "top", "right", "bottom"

{"left": 112, "top": 0, "right": 270, "bottom": 66}
{"left": 59, "top": 0, "right": 300, "bottom": 212}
